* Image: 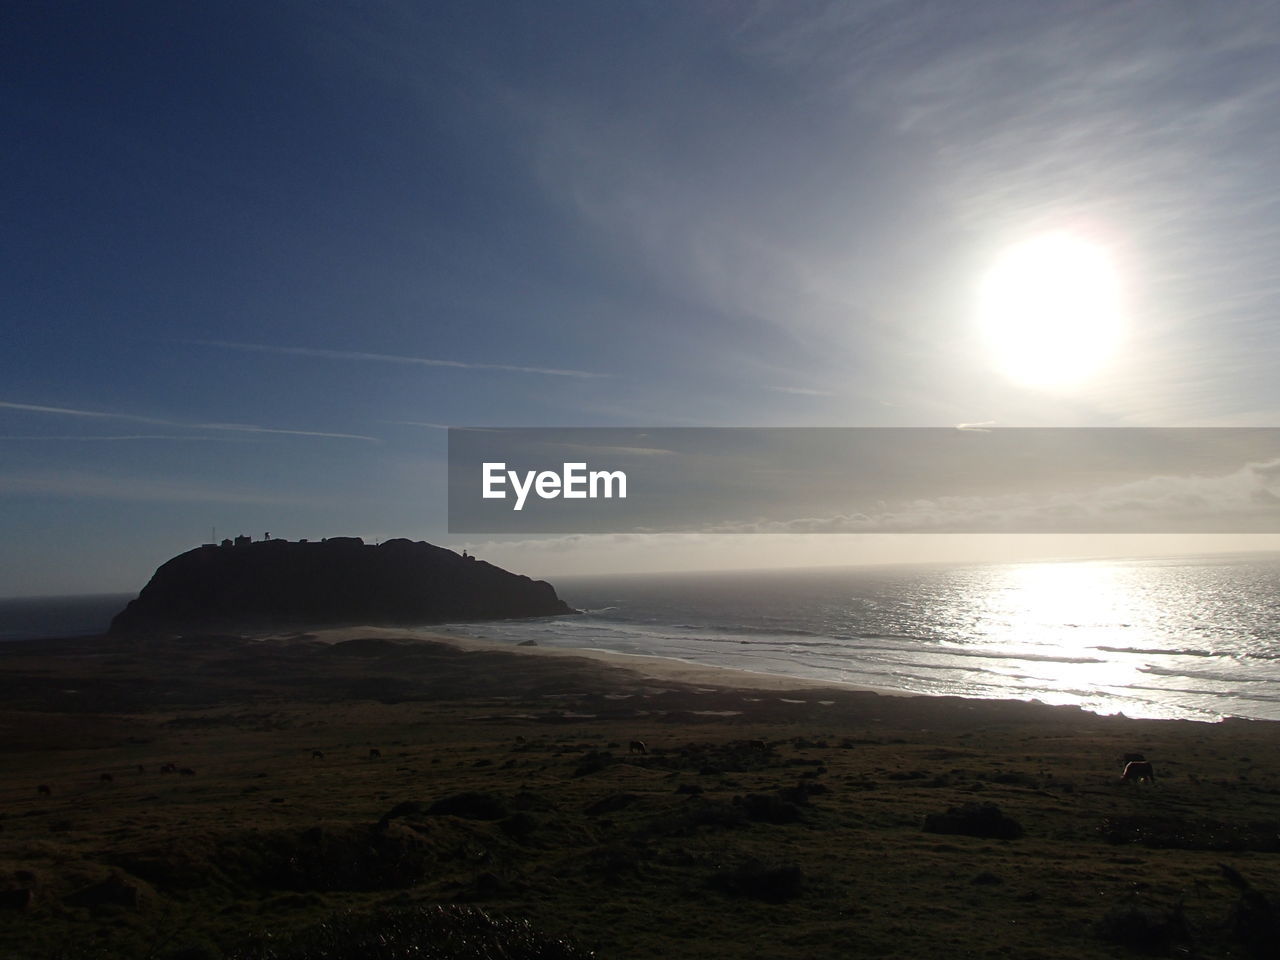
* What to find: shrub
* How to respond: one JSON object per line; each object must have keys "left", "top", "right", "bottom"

{"left": 708, "top": 859, "right": 804, "bottom": 903}
{"left": 1095, "top": 900, "right": 1187, "bottom": 956}
{"left": 428, "top": 793, "right": 509, "bottom": 821}
{"left": 922, "top": 803, "right": 1022, "bottom": 840}
{"left": 736, "top": 793, "right": 801, "bottom": 824}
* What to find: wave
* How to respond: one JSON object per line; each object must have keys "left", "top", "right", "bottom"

{"left": 454, "top": 557, "right": 1280, "bottom": 721}
{"left": 1092, "top": 645, "right": 1223, "bottom": 657}
{"left": 1137, "top": 664, "right": 1280, "bottom": 684}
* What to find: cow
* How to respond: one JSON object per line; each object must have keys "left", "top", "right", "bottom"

{"left": 311, "top": 750, "right": 324, "bottom": 760}
{"left": 136, "top": 764, "right": 145, "bottom": 774}
{"left": 369, "top": 748, "right": 382, "bottom": 759}
{"left": 629, "top": 740, "right": 648, "bottom": 755}
{"left": 1122, "top": 760, "right": 1156, "bottom": 783}
{"left": 159, "top": 762, "right": 178, "bottom": 774}
{"left": 99, "top": 773, "right": 114, "bottom": 784}
{"left": 178, "top": 767, "right": 196, "bottom": 776}
{"left": 36, "top": 784, "right": 51, "bottom": 797}
{"left": 747, "top": 739, "right": 768, "bottom": 751}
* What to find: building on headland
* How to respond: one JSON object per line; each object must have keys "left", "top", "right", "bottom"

{"left": 211, "top": 535, "right": 475, "bottom": 562}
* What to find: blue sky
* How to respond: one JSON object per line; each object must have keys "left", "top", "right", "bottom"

{"left": 5, "top": 1, "right": 1280, "bottom": 594}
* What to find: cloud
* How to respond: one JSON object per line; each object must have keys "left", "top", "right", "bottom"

{"left": 541, "top": 442, "right": 676, "bottom": 458}
{"left": 705, "top": 456, "right": 1280, "bottom": 534}
{"left": 380, "top": 422, "right": 512, "bottom": 433}
{"left": 769, "top": 386, "right": 837, "bottom": 397}
{"left": 192, "top": 422, "right": 376, "bottom": 440}
{"left": 187, "top": 340, "right": 612, "bottom": 380}
{"left": 0, "top": 435, "right": 259, "bottom": 442}
{"left": 0, "top": 469, "right": 322, "bottom": 505}
{"left": 0, "top": 400, "right": 378, "bottom": 442}
{"left": 515, "top": 2, "right": 1280, "bottom": 423}
{"left": 0, "top": 401, "right": 124, "bottom": 420}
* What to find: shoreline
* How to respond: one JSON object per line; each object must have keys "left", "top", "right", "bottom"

{"left": 293, "top": 624, "right": 924, "bottom": 699}
{"left": 288, "top": 624, "right": 1268, "bottom": 726}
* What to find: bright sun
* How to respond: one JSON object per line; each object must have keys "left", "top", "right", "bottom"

{"left": 978, "top": 233, "right": 1124, "bottom": 389}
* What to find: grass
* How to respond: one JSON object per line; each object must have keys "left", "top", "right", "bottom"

{"left": 1, "top": 631, "right": 1278, "bottom": 958}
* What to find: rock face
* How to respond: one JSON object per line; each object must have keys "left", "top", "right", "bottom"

{"left": 109, "top": 538, "right": 573, "bottom": 635}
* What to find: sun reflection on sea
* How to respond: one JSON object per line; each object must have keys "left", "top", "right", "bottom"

{"left": 965, "top": 561, "right": 1178, "bottom": 716}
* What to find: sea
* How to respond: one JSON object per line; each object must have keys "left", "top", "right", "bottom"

{"left": 4, "top": 554, "right": 1279, "bottom": 723}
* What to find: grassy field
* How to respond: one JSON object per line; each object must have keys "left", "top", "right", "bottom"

{"left": 1, "top": 630, "right": 1278, "bottom": 959}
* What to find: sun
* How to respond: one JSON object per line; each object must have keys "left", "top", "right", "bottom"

{"left": 978, "top": 233, "right": 1124, "bottom": 389}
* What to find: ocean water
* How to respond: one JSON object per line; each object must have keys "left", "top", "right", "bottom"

{"left": 4, "top": 555, "right": 1279, "bottom": 722}
{"left": 443, "top": 554, "right": 1280, "bottom": 723}
{"left": 0, "top": 593, "right": 133, "bottom": 643}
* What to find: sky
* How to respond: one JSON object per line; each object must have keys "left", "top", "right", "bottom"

{"left": 4, "top": 1, "right": 1280, "bottom": 595}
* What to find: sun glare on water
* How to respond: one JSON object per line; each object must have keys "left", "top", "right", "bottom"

{"left": 978, "top": 233, "right": 1125, "bottom": 389}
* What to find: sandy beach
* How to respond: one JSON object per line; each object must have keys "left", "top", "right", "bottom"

{"left": 301, "top": 625, "right": 921, "bottom": 696}
{"left": 2, "top": 625, "right": 1278, "bottom": 959}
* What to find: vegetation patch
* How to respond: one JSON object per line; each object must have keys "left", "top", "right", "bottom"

{"left": 922, "top": 802, "right": 1023, "bottom": 840}
{"left": 228, "top": 904, "right": 594, "bottom": 959}
{"left": 1099, "top": 816, "right": 1280, "bottom": 852}
{"left": 708, "top": 859, "right": 804, "bottom": 903}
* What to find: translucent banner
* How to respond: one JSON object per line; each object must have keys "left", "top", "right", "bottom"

{"left": 447, "top": 427, "right": 1280, "bottom": 534}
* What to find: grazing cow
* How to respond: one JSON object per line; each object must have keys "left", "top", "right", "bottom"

{"left": 99, "top": 773, "right": 114, "bottom": 784}
{"left": 311, "top": 750, "right": 324, "bottom": 760}
{"left": 36, "top": 784, "right": 51, "bottom": 797}
{"left": 369, "top": 748, "right": 381, "bottom": 759}
{"left": 747, "top": 739, "right": 767, "bottom": 750}
{"left": 1122, "top": 760, "right": 1156, "bottom": 783}
{"left": 159, "top": 762, "right": 177, "bottom": 774}
{"left": 629, "top": 740, "right": 648, "bottom": 755}
{"left": 178, "top": 767, "right": 196, "bottom": 776}
{"left": 136, "top": 764, "right": 145, "bottom": 774}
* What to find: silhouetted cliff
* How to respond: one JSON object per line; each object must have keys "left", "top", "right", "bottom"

{"left": 109, "top": 538, "right": 573, "bottom": 635}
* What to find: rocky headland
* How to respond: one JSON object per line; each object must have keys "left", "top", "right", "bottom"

{"left": 108, "top": 537, "right": 572, "bottom": 635}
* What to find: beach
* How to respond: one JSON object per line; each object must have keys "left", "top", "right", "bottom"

{"left": 2, "top": 626, "right": 1278, "bottom": 959}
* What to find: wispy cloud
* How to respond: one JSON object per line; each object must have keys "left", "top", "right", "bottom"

{"left": 0, "top": 401, "right": 125, "bottom": 420}
{"left": 380, "top": 420, "right": 453, "bottom": 429}
{"left": 0, "top": 469, "right": 323, "bottom": 505}
{"left": 0, "top": 435, "right": 259, "bottom": 442}
{"left": 0, "top": 400, "right": 378, "bottom": 442}
{"left": 707, "top": 457, "right": 1280, "bottom": 534}
{"left": 380, "top": 422, "right": 513, "bottom": 433}
{"left": 192, "top": 422, "right": 375, "bottom": 440}
{"left": 544, "top": 442, "right": 676, "bottom": 457}
{"left": 188, "top": 340, "right": 612, "bottom": 380}
{"left": 768, "top": 386, "right": 836, "bottom": 398}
